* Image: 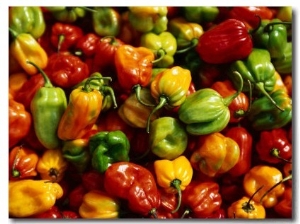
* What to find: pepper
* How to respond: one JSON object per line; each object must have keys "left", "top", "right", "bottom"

{"left": 46, "top": 7, "right": 86, "bottom": 23}
{"left": 149, "top": 117, "right": 188, "bottom": 160}
{"left": 255, "top": 128, "right": 292, "bottom": 164}
{"left": 247, "top": 89, "right": 292, "bottom": 131}
{"left": 181, "top": 181, "right": 222, "bottom": 218}
{"left": 9, "top": 6, "right": 46, "bottom": 39}
{"left": 140, "top": 31, "right": 177, "bottom": 68}
{"left": 178, "top": 71, "right": 243, "bottom": 135}
{"left": 9, "top": 145, "right": 39, "bottom": 180}
{"left": 9, "top": 32, "right": 48, "bottom": 75}
{"left": 128, "top": 7, "right": 168, "bottom": 34}
{"left": 89, "top": 130, "right": 130, "bottom": 173}
{"left": 156, "top": 188, "right": 179, "bottom": 219}
{"left": 168, "top": 17, "right": 204, "bottom": 53}
{"left": 154, "top": 155, "right": 193, "bottom": 213}
{"left": 104, "top": 161, "right": 160, "bottom": 218}
{"left": 79, "top": 190, "right": 120, "bottom": 218}
{"left": 272, "top": 41, "right": 292, "bottom": 74}
{"left": 277, "top": 6, "right": 292, "bottom": 22}
{"left": 73, "top": 32, "right": 100, "bottom": 58}
{"left": 9, "top": 97, "right": 32, "bottom": 148}
{"left": 9, "top": 179, "right": 63, "bottom": 217}
{"left": 182, "top": 7, "right": 219, "bottom": 24}
{"left": 28, "top": 61, "right": 67, "bottom": 150}
{"left": 190, "top": 132, "right": 240, "bottom": 177}
{"left": 243, "top": 165, "right": 285, "bottom": 208}
{"left": 9, "top": 72, "right": 28, "bottom": 98}
{"left": 196, "top": 18, "right": 253, "bottom": 64}
{"left": 36, "top": 148, "right": 69, "bottom": 183}
{"left": 274, "top": 187, "right": 292, "bottom": 218}
{"left": 92, "top": 7, "right": 121, "bottom": 37}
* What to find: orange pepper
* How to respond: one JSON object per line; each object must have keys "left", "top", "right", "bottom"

{"left": 283, "top": 74, "right": 292, "bottom": 98}
{"left": 9, "top": 72, "right": 28, "bottom": 98}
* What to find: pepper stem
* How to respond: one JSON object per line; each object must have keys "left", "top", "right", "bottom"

{"left": 234, "top": 79, "right": 253, "bottom": 119}
{"left": 223, "top": 71, "right": 243, "bottom": 106}
{"left": 26, "top": 61, "right": 53, "bottom": 88}
{"left": 146, "top": 96, "right": 168, "bottom": 133}
{"left": 171, "top": 179, "right": 182, "bottom": 214}
{"left": 101, "top": 85, "right": 118, "bottom": 108}
{"left": 149, "top": 208, "right": 157, "bottom": 218}
{"left": 180, "top": 209, "right": 191, "bottom": 218}
{"left": 270, "top": 148, "right": 292, "bottom": 163}
{"left": 82, "top": 76, "right": 112, "bottom": 92}
{"left": 133, "top": 85, "right": 156, "bottom": 107}
{"left": 11, "top": 145, "right": 23, "bottom": 178}
{"left": 152, "top": 49, "right": 166, "bottom": 64}
{"left": 242, "top": 185, "right": 264, "bottom": 213}
{"left": 57, "top": 34, "right": 65, "bottom": 52}
{"left": 175, "top": 38, "right": 199, "bottom": 54}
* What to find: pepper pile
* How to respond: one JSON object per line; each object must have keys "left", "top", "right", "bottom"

{"left": 8, "top": 6, "right": 293, "bottom": 219}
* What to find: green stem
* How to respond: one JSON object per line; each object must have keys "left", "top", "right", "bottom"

{"left": 171, "top": 179, "right": 182, "bottom": 214}
{"left": 133, "top": 85, "right": 156, "bottom": 107}
{"left": 26, "top": 61, "right": 53, "bottom": 88}
{"left": 9, "top": 27, "right": 19, "bottom": 39}
{"left": 270, "top": 148, "right": 292, "bottom": 163}
{"left": 82, "top": 76, "right": 112, "bottom": 92}
{"left": 101, "top": 85, "right": 118, "bottom": 108}
{"left": 175, "top": 38, "right": 199, "bottom": 54}
{"left": 146, "top": 96, "right": 168, "bottom": 133}
{"left": 152, "top": 49, "right": 166, "bottom": 64}
{"left": 57, "top": 34, "right": 65, "bottom": 52}
{"left": 223, "top": 71, "right": 243, "bottom": 106}
{"left": 242, "top": 185, "right": 264, "bottom": 213}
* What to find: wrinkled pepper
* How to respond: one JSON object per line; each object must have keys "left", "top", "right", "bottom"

{"left": 46, "top": 7, "right": 86, "bottom": 23}
{"left": 89, "top": 130, "right": 130, "bottom": 173}
{"left": 9, "top": 145, "right": 39, "bottom": 180}
{"left": 154, "top": 156, "right": 193, "bottom": 213}
{"left": 128, "top": 7, "right": 168, "bottom": 34}
{"left": 9, "top": 179, "right": 63, "bottom": 217}
{"left": 183, "top": 6, "right": 219, "bottom": 24}
{"left": 272, "top": 41, "right": 292, "bottom": 74}
{"left": 140, "top": 31, "right": 177, "bottom": 68}
{"left": 79, "top": 190, "right": 120, "bottom": 219}
{"left": 190, "top": 132, "right": 240, "bottom": 177}
{"left": 9, "top": 6, "right": 46, "bottom": 39}
{"left": 274, "top": 187, "right": 292, "bottom": 218}
{"left": 247, "top": 89, "right": 292, "bottom": 131}
{"left": 149, "top": 117, "right": 188, "bottom": 160}
{"left": 104, "top": 161, "right": 161, "bottom": 218}
{"left": 29, "top": 61, "right": 67, "bottom": 150}
{"left": 74, "top": 32, "right": 100, "bottom": 58}
{"left": 178, "top": 72, "right": 243, "bottom": 135}
{"left": 36, "top": 148, "right": 68, "bottom": 183}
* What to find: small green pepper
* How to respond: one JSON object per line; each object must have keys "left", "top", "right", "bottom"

{"left": 45, "top": 7, "right": 86, "bottom": 23}
{"left": 89, "top": 130, "right": 130, "bottom": 173}
{"left": 183, "top": 6, "right": 219, "bottom": 24}
{"left": 272, "top": 42, "right": 292, "bottom": 74}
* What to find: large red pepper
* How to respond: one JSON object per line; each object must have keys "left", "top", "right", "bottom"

{"left": 255, "top": 128, "right": 292, "bottom": 164}
{"left": 274, "top": 186, "right": 292, "bottom": 218}
{"left": 104, "top": 161, "right": 161, "bottom": 218}
{"left": 74, "top": 32, "right": 100, "bottom": 58}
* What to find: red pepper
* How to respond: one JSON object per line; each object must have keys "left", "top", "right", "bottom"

{"left": 50, "top": 22, "right": 83, "bottom": 51}
{"left": 81, "top": 169, "right": 105, "bottom": 192}
{"left": 68, "top": 184, "right": 87, "bottom": 212}
{"left": 255, "top": 128, "right": 292, "bottom": 164}
{"left": 224, "top": 125, "right": 253, "bottom": 177}
{"left": 274, "top": 187, "right": 292, "bottom": 218}
{"left": 156, "top": 188, "right": 180, "bottom": 219}
{"left": 74, "top": 33, "right": 100, "bottom": 58}
{"left": 44, "top": 52, "right": 89, "bottom": 89}
{"left": 104, "top": 161, "right": 161, "bottom": 218}
{"left": 196, "top": 18, "right": 253, "bottom": 64}
{"left": 31, "top": 206, "right": 63, "bottom": 218}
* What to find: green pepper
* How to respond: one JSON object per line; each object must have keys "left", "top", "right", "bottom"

{"left": 28, "top": 61, "right": 67, "bottom": 150}
{"left": 183, "top": 7, "right": 219, "bottom": 24}
{"left": 92, "top": 7, "right": 121, "bottom": 37}
{"left": 272, "top": 42, "right": 292, "bottom": 74}
{"left": 247, "top": 89, "right": 292, "bottom": 131}
{"left": 9, "top": 6, "right": 46, "bottom": 39}
{"left": 45, "top": 7, "right": 86, "bottom": 23}
{"left": 229, "top": 48, "right": 284, "bottom": 111}
{"left": 62, "top": 139, "right": 91, "bottom": 173}
{"left": 128, "top": 6, "right": 168, "bottom": 34}
{"left": 178, "top": 72, "right": 243, "bottom": 135}
{"left": 140, "top": 31, "right": 177, "bottom": 68}
{"left": 149, "top": 117, "right": 188, "bottom": 160}
{"left": 89, "top": 130, "right": 130, "bottom": 173}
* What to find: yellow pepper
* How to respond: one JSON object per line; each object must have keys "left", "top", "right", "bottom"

{"left": 243, "top": 165, "right": 285, "bottom": 208}
{"left": 271, "top": 71, "right": 288, "bottom": 94}
{"left": 154, "top": 155, "right": 193, "bottom": 213}
{"left": 36, "top": 148, "right": 68, "bottom": 183}
{"left": 9, "top": 179, "right": 63, "bottom": 217}
{"left": 79, "top": 190, "right": 120, "bottom": 219}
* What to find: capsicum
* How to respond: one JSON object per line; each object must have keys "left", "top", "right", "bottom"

{"left": 272, "top": 41, "right": 292, "bottom": 74}
{"left": 274, "top": 187, "right": 292, "bottom": 218}
{"left": 89, "top": 130, "right": 130, "bottom": 173}
{"left": 182, "top": 7, "right": 219, "bottom": 24}
{"left": 46, "top": 7, "right": 86, "bottom": 23}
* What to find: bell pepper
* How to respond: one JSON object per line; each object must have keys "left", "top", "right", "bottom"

{"left": 128, "top": 7, "right": 168, "bottom": 34}
{"left": 190, "top": 132, "right": 240, "bottom": 177}
{"left": 9, "top": 31, "right": 48, "bottom": 75}
{"left": 225, "top": 126, "right": 253, "bottom": 177}
{"left": 277, "top": 6, "right": 293, "bottom": 22}
{"left": 255, "top": 128, "right": 292, "bottom": 164}
{"left": 9, "top": 72, "right": 28, "bottom": 98}
{"left": 89, "top": 130, "right": 130, "bottom": 173}
{"left": 9, "top": 179, "right": 63, "bottom": 217}
{"left": 243, "top": 165, "right": 285, "bottom": 208}
{"left": 9, "top": 6, "right": 46, "bottom": 39}
{"left": 182, "top": 7, "right": 219, "bottom": 24}
{"left": 154, "top": 156, "right": 193, "bottom": 213}
{"left": 156, "top": 188, "right": 179, "bottom": 219}
{"left": 36, "top": 148, "right": 68, "bottom": 183}
{"left": 79, "top": 190, "right": 120, "bottom": 219}
{"left": 104, "top": 161, "right": 161, "bottom": 218}
{"left": 247, "top": 89, "right": 292, "bottom": 131}
{"left": 272, "top": 41, "right": 292, "bottom": 74}
{"left": 73, "top": 32, "right": 100, "bottom": 58}
{"left": 211, "top": 79, "right": 250, "bottom": 123}
{"left": 181, "top": 181, "right": 222, "bottom": 218}
{"left": 178, "top": 71, "right": 243, "bottom": 135}
{"left": 196, "top": 18, "right": 253, "bottom": 64}
{"left": 57, "top": 76, "right": 105, "bottom": 141}
{"left": 148, "top": 116, "right": 188, "bottom": 160}
{"left": 62, "top": 138, "right": 91, "bottom": 173}
{"left": 28, "top": 61, "right": 67, "bottom": 150}
{"left": 274, "top": 187, "right": 292, "bottom": 218}
{"left": 9, "top": 97, "right": 32, "bottom": 148}
{"left": 92, "top": 7, "right": 121, "bottom": 37}
{"left": 147, "top": 66, "right": 191, "bottom": 132}
{"left": 140, "top": 31, "right": 177, "bottom": 68}
{"left": 9, "top": 145, "right": 39, "bottom": 180}
{"left": 46, "top": 7, "right": 86, "bottom": 23}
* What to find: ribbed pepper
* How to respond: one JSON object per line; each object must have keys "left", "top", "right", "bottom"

{"left": 9, "top": 6, "right": 46, "bottom": 39}
{"left": 154, "top": 156, "right": 193, "bottom": 213}
{"left": 140, "top": 31, "right": 177, "bottom": 68}
{"left": 46, "top": 7, "right": 86, "bottom": 23}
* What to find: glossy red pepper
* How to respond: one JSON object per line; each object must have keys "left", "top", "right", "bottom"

{"left": 74, "top": 32, "right": 100, "bottom": 58}
{"left": 156, "top": 188, "right": 180, "bottom": 219}
{"left": 196, "top": 18, "right": 253, "bottom": 64}
{"left": 274, "top": 187, "right": 292, "bottom": 218}
{"left": 255, "top": 128, "right": 292, "bottom": 164}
